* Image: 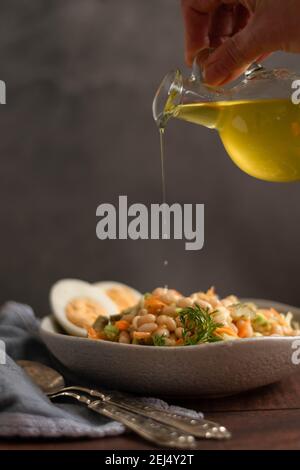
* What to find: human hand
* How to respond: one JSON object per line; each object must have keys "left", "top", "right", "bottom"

{"left": 181, "top": 0, "right": 300, "bottom": 85}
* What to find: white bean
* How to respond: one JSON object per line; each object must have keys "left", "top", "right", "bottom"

{"left": 138, "top": 314, "right": 156, "bottom": 326}
{"left": 221, "top": 295, "right": 238, "bottom": 307}
{"left": 213, "top": 306, "right": 231, "bottom": 324}
{"left": 160, "top": 292, "right": 178, "bottom": 304}
{"left": 176, "top": 297, "right": 194, "bottom": 308}
{"left": 122, "top": 313, "right": 135, "bottom": 323}
{"left": 165, "top": 335, "right": 176, "bottom": 346}
{"left": 154, "top": 326, "right": 170, "bottom": 337}
{"left": 119, "top": 331, "right": 130, "bottom": 344}
{"left": 152, "top": 287, "right": 168, "bottom": 297}
{"left": 157, "top": 315, "right": 176, "bottom": 331}
{"left": 138, "top": 322, "right": 158, "bottom": 333}
{"left": 132, "top": 315, "right": 141, "bottom": 329}
{"left": 139, "top": 308, "right": 148, "bottom": 316}
{"left": 163, "top": 305, "right": 177, "bottom": 317}
{"left": 195, "top": 299, "right": 213, "bottom": 311}
{"left": 175, "top": 327, "right": 183, "bottom": 338}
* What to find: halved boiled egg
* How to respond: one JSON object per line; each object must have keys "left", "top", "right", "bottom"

{"left": 94, "top": 281, "right": 141, "bottom": 312}
{"left": 50, "top": 279, "right": 118, "bottom": 337}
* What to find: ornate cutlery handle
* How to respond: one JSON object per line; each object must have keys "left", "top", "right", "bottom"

{"left": 109, "top": 396, "right": 231, "bottom": 440}
{"left": 88, "top": 400, "right": 195, "bottom": 449}
{"left": 50, "top": 391, "right": 195, "bottom": 449}
{"left": 63, "top": 386, "right": 230, "bottom": 440}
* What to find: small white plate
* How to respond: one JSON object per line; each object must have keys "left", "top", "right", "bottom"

{"left": 40, "top": 299, "right": 300, "bottom": 397}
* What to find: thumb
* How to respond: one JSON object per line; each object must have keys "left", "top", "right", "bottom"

{"left": 203, "top": 21, "right": 267, "bottom": 86}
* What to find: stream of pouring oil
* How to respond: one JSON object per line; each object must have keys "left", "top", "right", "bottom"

{"left": 159, "top": 128, "right": 169, "bottom": 287}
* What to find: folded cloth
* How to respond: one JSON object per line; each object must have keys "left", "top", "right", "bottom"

{"left": 0, "top": 302, "right": 203, "bottom": 439}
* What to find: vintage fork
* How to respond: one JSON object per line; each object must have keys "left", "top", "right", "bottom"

{"left": 48, "top": 389, "right": 196, "bottom": 449}
{"left": 56, "top": 385, "right": 230, "bottom": 440}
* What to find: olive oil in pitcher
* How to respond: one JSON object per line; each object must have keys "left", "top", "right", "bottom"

{"left": 173, "top": 98, "right": 300, "bottom": 182}
{"left": 153, "top": 62, "right": 300, "bottom": 182}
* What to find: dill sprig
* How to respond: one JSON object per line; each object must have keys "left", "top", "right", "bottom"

{"left": 152, "top": 334, "right": 166, "bottom": 347}
{"left": 179, "top": 304, "right": 222, "bottom": 345}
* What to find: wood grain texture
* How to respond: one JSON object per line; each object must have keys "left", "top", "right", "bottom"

{"left": 173, "top": 374, "right": 300, "bottom": 413}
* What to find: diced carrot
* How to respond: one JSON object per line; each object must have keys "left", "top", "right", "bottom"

{"left": 115, "top": 320, "right": 130, "bottom": 331}
{"left": 176, "top": 338, "right": 184, "bottom": 346}
{"left": 133, "top": 331, "right": 151, "bottom": 340}
{"left": 236, "top": 319, "right": 253, "bottom": 338}
{"left": 144, "top": 296, "right": 166, "bottom": 314}
{"left": 87, "top": 327, "right": 97, "bottom": 339}
{"left": 87, "top": 327, "right": 105, "bottom": 340}
{"left": 215, "top": 326, "right": 238, "bottom": 338}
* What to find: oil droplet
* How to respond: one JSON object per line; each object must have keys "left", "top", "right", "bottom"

{"left": 163, "top": 260, "right": 168, "bottom": 267}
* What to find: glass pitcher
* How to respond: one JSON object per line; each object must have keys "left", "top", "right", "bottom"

{"left": 153, "top": 57, "right": 300, "bottom": 182}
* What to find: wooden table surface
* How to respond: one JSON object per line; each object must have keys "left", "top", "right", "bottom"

{"left": 1, "top": 372, "right": 300, "bottom": 450}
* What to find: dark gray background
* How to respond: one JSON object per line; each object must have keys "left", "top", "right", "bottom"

{"left": 0, "top": 0, "right": 300, "bottom": 315}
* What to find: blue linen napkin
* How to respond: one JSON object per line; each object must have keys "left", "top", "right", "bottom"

{"left": 0, "top": 301, "right": 203, "bottom": 438}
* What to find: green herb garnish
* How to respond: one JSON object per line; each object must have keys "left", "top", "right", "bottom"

{"left": 180, "top": 305, "right": 222, "bottom": 345}
{"left": 153, "top": 334, "right": 166, "bottom": 346}
{"left": 104, "top": 324, "right": 119, "bottom": 341}
{"left": 253, "top": 313, "right": 269, "bottom": 327}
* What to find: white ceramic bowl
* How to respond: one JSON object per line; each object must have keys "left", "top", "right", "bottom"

{"left": 40, "top": 299, "right": 300, "bottom": 397}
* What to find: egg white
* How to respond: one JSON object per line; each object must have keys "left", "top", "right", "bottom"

{"left": 50, "top": 279, "right": 118, "bottom": 337}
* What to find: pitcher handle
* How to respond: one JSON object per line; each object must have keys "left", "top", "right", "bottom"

{"left": 244, "top": 62, "right": 264, "bottom": 79}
